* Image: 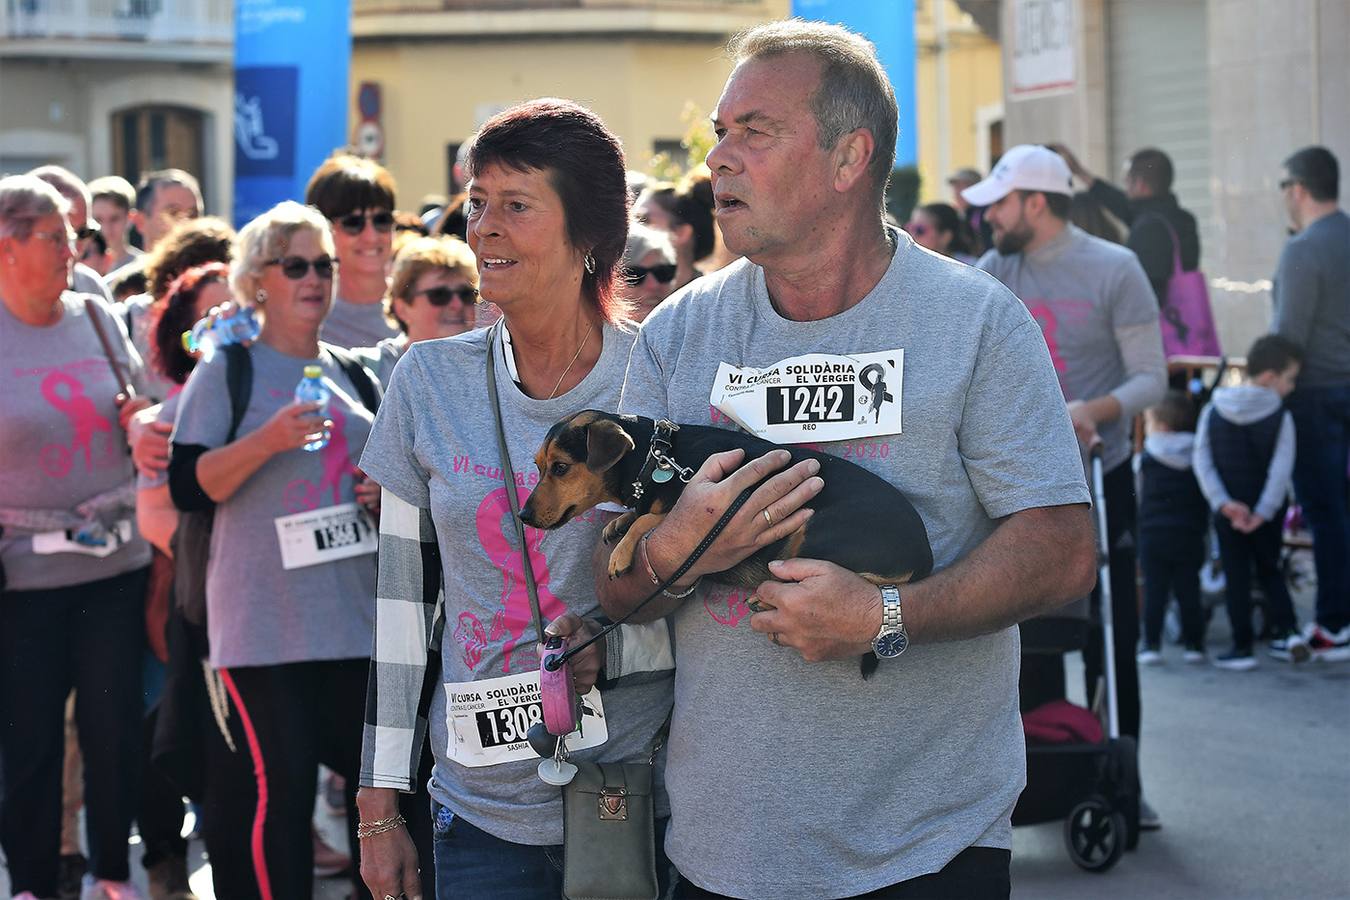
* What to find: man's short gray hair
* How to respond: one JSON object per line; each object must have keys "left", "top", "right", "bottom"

{"left": 624, "top": 222, "right": 675, "bottom": 267}
{"left": 728, "top": 19, "right": 898, "bottom": 196}
{"left": 28, "top": 165, "right": 91, "bottom": 211}
{"left": 231, "top": 201, "right": 334, "bottom": 304}
{"left": 0, "top": 174, "right": 72, "bottom": 241}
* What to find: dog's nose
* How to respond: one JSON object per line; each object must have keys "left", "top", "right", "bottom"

{"left": 517, "top": 508, "right": 536, "bottom": 527}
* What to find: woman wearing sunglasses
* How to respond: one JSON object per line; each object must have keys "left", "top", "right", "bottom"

{"left": 167, "top": 201, "right": 383, "bottom": 899}
{"left": 306, "top": 152, "right": 402, "bottom": 350}
{"left": 621, "top": 221, "right": 679, "bottom": 321}
{"left": 904, "top": 202, "right": 978, "bottom": 265}
{"left": 355, "top": 234, "right": 480, "bottom": 385}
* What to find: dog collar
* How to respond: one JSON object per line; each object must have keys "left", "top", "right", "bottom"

{"left": 628, "top": 419, "right": 695, "bottom": 503}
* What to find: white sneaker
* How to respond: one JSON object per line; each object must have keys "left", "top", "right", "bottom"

{"left": 1306, "top": 623, "right": 1350, "bottom": 663}
{"left": 1137, "top": 647, "right": 1163, "bottom": 666}
{"left": 80, "top": 875, "right": 146, "bottom": 900}
{"left": 1183, "top": 648, "right": 1207, "bottom": 664}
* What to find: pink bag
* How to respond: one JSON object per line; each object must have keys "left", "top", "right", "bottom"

{"left": 1156, "top": 219, "right": 1222, "bottom": 358}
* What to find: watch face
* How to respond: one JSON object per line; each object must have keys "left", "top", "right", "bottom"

{"left": 874, "top": 629, "right": 908, "bottom": 659}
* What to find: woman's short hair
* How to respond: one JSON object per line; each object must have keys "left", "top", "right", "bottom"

{"left": 639, "top": 172, "right": 716, "bottom": 263}
{"left": 231, "top": 201, "right": 334, "bottom": 304}
{"left": 465, "top": 98, "right": 631, "bottom": 324}
{"left": 386, "top": 235, "right": 479, "bottom": 332}
{"left": 305, "top": 153, "right": 397, "bottom": 221}
{"left": 143, "top": 216, "right": 235, "bottom": 300}
{"left": 917, "top": 202, "right": 975, "bottom": 256}
{"left": 0, "top": 174, "right": 71, "bottom": 241}
{"left": 150, "top": 262, "right": 230, "bottom": 384}
{"left": 623, "top": 222, "right": 676, "bottom": 267}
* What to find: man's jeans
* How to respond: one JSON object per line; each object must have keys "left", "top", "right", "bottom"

{"left": 1287, "top": 385, "right": 1350, "bottom": 631}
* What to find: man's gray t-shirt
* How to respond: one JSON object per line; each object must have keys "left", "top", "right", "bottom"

{"left": 320, "top": 296, "right": 402, "bottom": 349}
{"left": 1273, "top": 209, "right": 1350, "bottom": 388}
{"left": 172, "top": 342, "right": 377, "bottom": 668}
{"left": 619, "top": 234, "right": 1088, "bottom": 898}
{"left": 0, "top": 292, "right": 151, "bottom": 590}
{"left": 978, "top": 225, "right": 1164, "bottom": 471}
{"left": 123, "top": 293, "right": 176, "bottom": 402}
{"left": 359, "top": 324, "right": 674, "bottom": 845}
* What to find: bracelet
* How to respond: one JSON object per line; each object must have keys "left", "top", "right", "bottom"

{"left": 356, "top": 814, "right": 406, "bottom": 840}
{"left": 639, "top": 530, "right": 700, "bottom": 599}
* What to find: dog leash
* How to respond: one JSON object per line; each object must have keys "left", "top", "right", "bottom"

{"left": 484, "top": 323, "right": 755, "bottom": 672}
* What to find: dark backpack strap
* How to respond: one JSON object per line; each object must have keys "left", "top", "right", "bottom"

{"left": 323, "top": 344, "right": 382, "bottom": 414}
{"left": 221, "top": 343, "right": 252, "bottom": 443}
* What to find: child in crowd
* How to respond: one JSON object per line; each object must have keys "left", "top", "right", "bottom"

{"left": 1138, "top": 390, "right": 1210, "bottom": 665}
{"left": 1193, "top": 335, "right": 1308, "bottom": 669}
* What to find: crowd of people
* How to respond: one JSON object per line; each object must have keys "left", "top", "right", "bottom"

{"left": 1, "top": 15, "right": 1346, "bottom": 900}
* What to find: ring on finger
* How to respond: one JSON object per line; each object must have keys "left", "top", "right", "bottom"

{"left": 762, "top": 508, "right": 774, "bottom": 526}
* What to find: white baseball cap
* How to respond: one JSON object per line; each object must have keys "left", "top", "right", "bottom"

{"left": 960, "top": 144, "right": 1074, "bottom": 207}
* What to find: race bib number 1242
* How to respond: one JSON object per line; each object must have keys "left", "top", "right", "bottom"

{"left": 710, "top": 350, "right": 903, "bottom": 443}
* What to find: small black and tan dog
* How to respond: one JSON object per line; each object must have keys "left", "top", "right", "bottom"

{"left": 520, "top": 412, "right": 933, "bottom": 673}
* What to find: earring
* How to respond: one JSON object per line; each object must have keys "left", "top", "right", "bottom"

{"left": 255, "top": 288, "right": 268, "bottom": 304}
{"left": 583, "top": 252, "right": 596, "bottom": 275}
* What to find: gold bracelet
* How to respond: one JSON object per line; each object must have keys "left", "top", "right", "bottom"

{"left": 356, "top": 814, "right": 406, "bottom": 840}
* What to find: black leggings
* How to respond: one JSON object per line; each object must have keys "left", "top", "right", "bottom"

{"left": 202, "top": 657, "right": 433, "bottom": 900}
{"left": 0, "top": 567, "right": 148, "bottom": 898}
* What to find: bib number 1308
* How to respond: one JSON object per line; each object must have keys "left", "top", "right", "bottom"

{"left": 478, "top": 701, "right": 542, "bottom": 748}
{"left": 767, "top": 384, "right": 854, "bottom": 425}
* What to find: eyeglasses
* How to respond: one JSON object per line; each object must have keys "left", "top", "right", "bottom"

{"left": 335, "top": 211, "right": 395, "bottom": 236}
{"left": 265, "top": 256, "right": 337, "bottom": 280}
{"left": 622, "top": 264, "right": 677, "bottom": 286}
{"left": 417, "top": 285, "right": 479, "bottom": 305}
{"left": 905, "top": 222, "right": 929, "bottom": 237}
{"left": 29, "top": 229, "right": 75, "bottom": 251}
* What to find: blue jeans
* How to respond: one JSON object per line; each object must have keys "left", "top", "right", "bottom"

{"left": 431, "top": 799, "right": 672, "bottom": 900}
{"left": 1287, "top": 385, "right": 1350, "bottom": 631}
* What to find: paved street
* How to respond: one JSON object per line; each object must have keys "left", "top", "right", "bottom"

{"left": 6, "top": 592, "right": 1347, "bottom": 900}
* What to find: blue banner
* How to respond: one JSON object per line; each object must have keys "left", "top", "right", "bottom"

{"left": 233, "top": 0, "right": 351, "bottom": 227}
{"left": 791, "top": 0, "right": 918, "bottom": 167}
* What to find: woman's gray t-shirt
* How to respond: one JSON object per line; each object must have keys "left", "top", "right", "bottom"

{"left": 320, "top": 296, "right": 401, "bottom": 350}
{"left": 172, "top": 341, "right": 377, "bottom": 668}
{"left": 359, "top": 324, "right": 674, "bottom": 845}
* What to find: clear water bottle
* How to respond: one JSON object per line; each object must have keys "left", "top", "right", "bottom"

{"left": 181, "top": 307, "right": 261, "bottom": 356}
{"left": 294, "top": 365, "right": 331, "bottom": 452}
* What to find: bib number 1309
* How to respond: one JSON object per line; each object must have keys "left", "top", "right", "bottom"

{"left": 767, "top": 384, "right": 854, "bottom": 425}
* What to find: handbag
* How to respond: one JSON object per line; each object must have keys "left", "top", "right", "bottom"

{"left": 1152, "top": 219, "right": 1222, "bottom": 359}
{"left": 484, "top": 323, "right": 660, "bottom": 900}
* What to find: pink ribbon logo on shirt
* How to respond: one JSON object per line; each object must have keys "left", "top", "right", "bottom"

{"left": 38, "top": 368, "right": 114, "bottom": 478}
{"left": 283, "top": 406, "right": 357, "bottom": 513}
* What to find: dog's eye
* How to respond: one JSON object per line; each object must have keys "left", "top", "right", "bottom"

{"left": 550, "top": 461, "right": 570, "bottom": 477}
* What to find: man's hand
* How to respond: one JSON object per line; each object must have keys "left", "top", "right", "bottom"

{"left": 1220, "top": 501, "right": 1250, "bottom": 528}
{"left": 116, "top": 393, "right": 152, "bottom": 432}
{"left": 746, "top": 558, "right": 881, "bottom": 662}
{"left": 1048, "top": 143, "right": 1094, "bottom": 186}
{"left": 1066, "top": 400, "right": 1101, "bottom": 450}
{"left": 356, "top": 787, "right": 421, "bottom": 900}
{"left": 129, "top": 405, "right": 172, "bottom": 478}
{"left": 647, "top": 448, "right": 822, "bottom": 585}
{"left": 543, "top": 613, "right": 605, "bottom": 695}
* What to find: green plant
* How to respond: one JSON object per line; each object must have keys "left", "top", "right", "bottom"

{"left": 646, "top": 101, "right": 715, "bottom": 182}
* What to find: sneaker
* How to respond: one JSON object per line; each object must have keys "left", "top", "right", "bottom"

{"left": 1138, "top": 797, "right": 1162, "bottom": 831}
{"left": 80, "top": 876, "right": 146, "bottom": 900}
{"left": 146, "top": 853, "right": 197, "bottom": 900}
{"left": 1137, "top": 646, "right": 1163, "bottom": 666}
{"left": 1213, "top": 647, "right": 1257, "bottom": 671}
{"left": 1304, "top": 623, "right": 1350, "bottom": 663}
{"left": 313, "top": 828, "right": 351, "bottom": 878}
{"left": 1183, "top": 646, "right": 1207, "bottom": 665}
{"left": 58, "top": 852, "right": 87, "bottom": 900}
{"left": 1268, "top": 631, "right": 1311, "bottom": 663}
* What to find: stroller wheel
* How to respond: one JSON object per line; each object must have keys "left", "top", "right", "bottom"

{"left": 1065, "top": 796, "right": 1126, "bottom": 872}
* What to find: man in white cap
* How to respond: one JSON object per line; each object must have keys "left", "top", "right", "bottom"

{"left": 966, "top": 142, "right": 1167, "bottom": 827}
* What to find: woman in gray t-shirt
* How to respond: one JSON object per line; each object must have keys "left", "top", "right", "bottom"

{"left": 168, "top": 202, "right": 380, "bottom": 898}
{"left": 0, "top": 174, "right": 153, "bottom": 899}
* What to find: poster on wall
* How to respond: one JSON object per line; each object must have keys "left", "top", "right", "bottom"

{"left": 233, "top": 0, "right": 351, "bottom": 227}
{"left": 1010, "top": 0, "right": 1076, "bottom": 97}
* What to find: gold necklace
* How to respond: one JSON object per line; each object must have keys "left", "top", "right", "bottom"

{"left": 547, "top": 320, "right": 596, "bottom": 400}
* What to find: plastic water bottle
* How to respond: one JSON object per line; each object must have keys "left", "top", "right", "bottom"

{"left": 294, "top": 365, "right": 331, "bottom": 452}
{"left": 181, "top": 307, "right": 261, "bottom": 355}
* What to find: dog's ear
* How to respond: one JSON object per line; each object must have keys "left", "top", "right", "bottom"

{"left": 585, "top": 418, "right": 635, "bottom": 473}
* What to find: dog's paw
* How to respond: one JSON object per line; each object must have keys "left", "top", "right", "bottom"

{"left": 606, "top": 551, "right": 636, "bottom": 581}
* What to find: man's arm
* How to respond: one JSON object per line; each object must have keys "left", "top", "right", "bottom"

{"left": 1272, "top": 240, "right": 1319, "bottom": 351}
{"left": 745, "top": 504, "right": 1097, "bottom": 660}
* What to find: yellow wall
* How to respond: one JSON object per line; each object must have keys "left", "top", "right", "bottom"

{"left": 915, "top": 0, "right": 1004, "bottom": 204}
{"left": 351, "top": 37, "right": 738, "bottom": 205}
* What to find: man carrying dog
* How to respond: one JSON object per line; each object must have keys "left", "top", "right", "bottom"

{"left": 597, "top": 20, "right": 1096, "bottom": 899}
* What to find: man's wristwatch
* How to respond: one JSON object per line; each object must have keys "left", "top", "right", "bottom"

{"left": 872, "top": 584, "right": 908, "bottom": 660}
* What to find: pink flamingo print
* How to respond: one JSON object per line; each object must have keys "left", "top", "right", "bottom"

{"left": 38, "top": 370, "right": 113, "bottom": 478}
{"left": 284, "top": 405, "right": 356, "bottom": 513}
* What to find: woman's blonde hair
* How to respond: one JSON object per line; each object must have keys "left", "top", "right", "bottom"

{"left": 230, "top": 201, "right": 334, "bottom": 304}
{"left": 385, "top": 235, "right": 478, "bottom": 332}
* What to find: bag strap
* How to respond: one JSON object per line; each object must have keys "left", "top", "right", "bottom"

{"left": 83, "top": 296, "right": 135, "bottom": 398}
{"left": 221, "top": 344, "right": 252, "bottom": 444}
{"left": 323, "top": 343, "right": 382, "bottom": 415}
{"left": 485, "top": 322, "right": 547, "bottom": 644}
{"left": 1139, "top": 212, "right": 1185, "bottom": 277}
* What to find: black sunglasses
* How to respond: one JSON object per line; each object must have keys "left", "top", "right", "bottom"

{"left": 418, "top": 285, "right": 479, "bottom": 305}
{"left": 266, "top": 255, "right": 337, "bottom": 280}
{"left": 75, "top": 224, "right": 100, "bottom": 241}
{"left": 623, "top": 264, "right": 677, "bottom": 286}
{"left": 335, "top": 211, "right": 395, "bottom": 236}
